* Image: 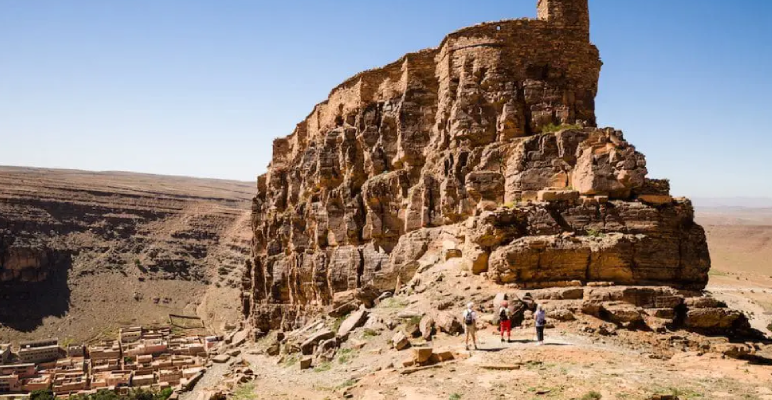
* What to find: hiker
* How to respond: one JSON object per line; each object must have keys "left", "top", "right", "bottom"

{"left": 499, "top": 301, "right": 512, "bottom": 343}
{"left": 462, "top": 302, "right": 478, "bottom": 350}
{"left": 534, "top": 304, "right": 547, "bottom": 345}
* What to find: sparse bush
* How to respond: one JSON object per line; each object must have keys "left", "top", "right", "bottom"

{"left": 283, "top": 354, "right": 298, "bottom": 366}
{"left": 337, "top": 379, "right": 357, "bottom": 389}
{"left": 337, "top": 348, "right": 357, "bottom": 364}
{"left": 332, "top": 313, "right": 350, "bottom": 332}
{"left": 380, "top": 297, "right": 409, "bottom": 309}
{"left": 449, "top": 394, "right": 462, "bottom": 400}
{"left": 586, "top": 228, "right": 604, "bottom": 238}
{"left": 232, "top": 383, "right": 257, "bottom": 400}
{"left": 540, "top": 123, "right": 583, "bottom": 134}
{"left": 314, "top": 361, "right": 332, "bottom": 372}
{"left": 362, "top": 328, "right": 379, "bottom": 338}
{"left": 581, "top": 391, "right": 602, "bottom": 400}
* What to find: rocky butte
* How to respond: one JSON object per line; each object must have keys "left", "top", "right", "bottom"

{"left": 243, "top": 0, "right": 729, "bottom": 335}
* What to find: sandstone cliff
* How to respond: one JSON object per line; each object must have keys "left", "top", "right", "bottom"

{"left": 242, "top": 0, "right": 711, "bottom": 332}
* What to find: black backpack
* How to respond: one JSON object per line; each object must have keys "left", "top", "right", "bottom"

{"left": 464, "top": 311, "right": 474, "bottom": 325}
{"left": 499, "top": 308, "right": 509, "bottom": 321}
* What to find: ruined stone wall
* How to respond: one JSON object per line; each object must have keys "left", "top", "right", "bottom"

{"left": 242, "top": 0, "right": 710, "bottom": 331}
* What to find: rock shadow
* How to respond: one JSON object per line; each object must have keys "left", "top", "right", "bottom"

{"left": 0, "top": 254, "right": 72, "bottom": 332}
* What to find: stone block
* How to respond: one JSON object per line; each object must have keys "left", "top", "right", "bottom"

{"left": 391, "top": 331, "right": 409, "bottom": 350}
{"left": 413, "top": 347, "right": 433, "bottom": 364}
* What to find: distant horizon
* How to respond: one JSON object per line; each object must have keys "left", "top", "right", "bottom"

{"left": 4, "top": 164, "right": 772, "bottom": 209}
{"left": 2, "top": 0, "right": 771, "bottom": 197}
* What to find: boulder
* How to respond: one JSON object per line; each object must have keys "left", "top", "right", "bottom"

{"left": 267, "top": 342, "right": 281, "bottom": 356}
{"left": 355, "top": 285, "right": 381, "bottom": 308}
{"left": 684, "top": 296, "right": 726, "bottom": 309}
{"left": 432, "top": 349, "right": 455, "bottom": 362}
{"left": 547, "top": 308, "right": 576, "bottom": 322}
{"left": 301, "top": 329, "right": 335, "bottom": 355}
{"left": 413, "top": 347, "right": 433, "bottom": 364}
{"left": 337, "top": 309, "right": 370, "bottom": 339}
{"left": 300, "top": 356, "right": 313, "bottom": 370}
{"left": 315, "top": 338, "right": 338, "bottom": 361}
{"left": 419, "top": 315, "right": 435, "bottom": 340}
{"left": 435, "top": 312, "right": 463, "bottom": 335}
{"left": 212, "top": 354, "right": 230, "bottom": 364}
{"left": 603, "top": 303, "right": 645, "bottom": 327}
{"left": 712, "top": 343, "right": 753, "bottom": 359}
{"left": 684, "top": 308, "right": 743, "bottom": 330}
{"left": 391, "top": 331, "right": 409, "bottom": 350}
{"left": 404, "top": 322, "right": 421, "bottom": 338}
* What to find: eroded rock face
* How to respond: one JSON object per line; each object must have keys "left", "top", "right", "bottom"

{"left": 243, "top": 0, "right": 710, "bottom": 330}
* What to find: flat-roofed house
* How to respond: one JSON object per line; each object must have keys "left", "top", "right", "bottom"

{"left": 0, "top": 365, "right": 36, "bottom": 380}
{"left": 18, "top": 339, "right": 60, "bottom": 364}
{"left": 119, "top": 327, "right": 142, "bottom": 344}
{"left": 20, "top": 374, "right": 52, "bottom": 392}
{"left": 0, "top": 375, "right": 21, "bottom": 393}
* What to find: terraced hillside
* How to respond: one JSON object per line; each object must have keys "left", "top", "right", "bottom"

{"left": 0, "top": 166, "right": 254, "bottom": 343}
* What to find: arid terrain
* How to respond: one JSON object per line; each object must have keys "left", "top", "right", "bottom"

{"left": 698, "top": 205, "right": 772, "bottom": 335}
{"left": 0, "top": 166, "right": 254, "bottom": 344}
{"left": 2, "top": 0, "right": 771, "bottom": 398}
{"left": 187, "top": 231, "right": 772, "bottom": 400}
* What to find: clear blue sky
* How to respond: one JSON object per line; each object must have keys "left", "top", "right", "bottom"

{"left": 1, "top": 1, "right": 770, "bottom": 198}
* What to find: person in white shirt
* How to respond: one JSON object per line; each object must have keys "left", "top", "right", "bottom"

{"left": 462, "top": 302, "right": 478, "bottom": 350}
{"left": 534, "top": 304, "right": 547, "bottom": 345}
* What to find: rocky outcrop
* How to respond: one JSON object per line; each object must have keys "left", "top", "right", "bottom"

{"left": 242, "top": 0, "right": 711, "bottom": 331}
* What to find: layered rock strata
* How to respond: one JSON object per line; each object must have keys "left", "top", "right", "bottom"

{"left": 243, "top": 0, "right": 710, "bottom": 332}
{"left": 0, "top": 167, "right": 252, "bottom": 340}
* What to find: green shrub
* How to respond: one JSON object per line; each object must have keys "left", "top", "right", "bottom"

{"left": 362, "top": 328, "right": 379, "bottom": 338}
{"left": 540, "top": 123, "right": 583, "bottom": 134}
{"left": 586, "top": 228, "right": 604, "bottom": 238}
{"left": 314, "top": 361, "right": 332, "bottom": 372}
{"left": 31, "top": 390, "right": 55, "bottom": 400}
{"left": 337, "top": 348, "right": 357, "bottom": 364}
{"left": 581, "top": 391, "right": 602, "bottom": 400}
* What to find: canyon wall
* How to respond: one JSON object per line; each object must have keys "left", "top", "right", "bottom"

{"left": 0, "top": 167, "right": 252, "bottom": 341}
{"left": 243, "top": 0, "right": 711, "bottom": 332}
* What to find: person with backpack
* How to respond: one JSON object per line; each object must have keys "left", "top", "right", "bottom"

{"left": 499, "top": 300, "right": 512, "bottom": 343}
{"left": 462, "top": 302, "right": 478, "bottom": 350}
{"left": 534, "top": 304, "right": 547, "bottom": 345}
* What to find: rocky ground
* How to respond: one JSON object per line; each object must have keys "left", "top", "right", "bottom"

{"left": 0, "top": 166, "right": 254, "bottom": 343}
{"left": 188, "top": 238, "right": 772, "bottom": 400}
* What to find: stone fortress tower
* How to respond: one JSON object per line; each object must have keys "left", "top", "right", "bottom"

{"left": 538, "top": 0, "right": 591, "bottom": 40}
